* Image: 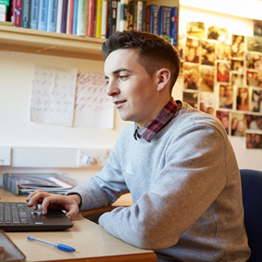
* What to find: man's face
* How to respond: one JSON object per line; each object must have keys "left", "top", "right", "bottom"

{"left": 104, "top": 49, "right": 159, "bottom": 127}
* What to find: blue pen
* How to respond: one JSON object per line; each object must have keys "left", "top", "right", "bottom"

{"left": 27, "top": 236, "right": 75, "bottom": 252}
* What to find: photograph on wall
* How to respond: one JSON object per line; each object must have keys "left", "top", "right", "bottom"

{"left": 183, "top": 91, "right": 198, "bottom": 109}
{"left": 236, "top": 87, "right": 250, "bottom": 112}
{"left": 254, "top": 20, "right": 262, "bottom": 36}
{"left": 231, "top": 35, "right": 245, "bottom": 58}
{"left": 246, "top": 132, "right": 262, "bottom": 149}
{"left": 201, "top": 40, "right": 216, "bottom": 65}
{"left": 246, "top": 70, "right": 262, "bottom": 87}
{"left": 231, "top": 73, "right": 245, "bottom": 86}
{"left": 216, "top": 42, "right": 231, "bottom": 61}
{"left": 186, "top": 21, "right": 205, "bottom": 38}
{"left": 216, "top": 111, "right": 230, "bottom": 134}
{"left": 248, "top": 115, "right": 262, "bottom": 131}
{"left": 250, "top": 88, "right": 262, "bottom": 113}
{"left": 247, "top": 36, "right": 262, "bottom": 53}
{"left": 231, "top": 60, "right": 244, "bottom": 72}
{"left": 246, "top": 52, "right": 262, "bottom": 70}
{"left": 217, "top": 61, "right": 230, "bottom": 83}
{"left": 207, "top": 25, "right": 228, "bottom": 42}
{"left": 199, "top": 92, "right": 215, "bottom": 115}
{"left": 185, "top": 37, "right": 200, "bottom": 63}
{"left": 219, "top": 84, "right": 234, "bottom": 109}
{"left": 184, "top": 63, "right": 199, "bottom": 90}
{"left": 231, "top": 112, "right": 247, "bottom": 137}
{"left": 199, "top": 66, "right": 215, "bottom": 92}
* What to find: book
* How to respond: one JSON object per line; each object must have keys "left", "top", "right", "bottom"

{"left": 101, "top": 0, "right": 108, "bottom": 38}
{"left": 95, "top": 0, "right": 103, "bottom": 37}
{"left": 132, "top": 0, "right": 137, "bottom": 30}
{"left": 159, "top": 5, "right": 172, "bottom": 42}
{"left": 3, "top": 173, "right": 77, "bottom": 196}
{"left": 21, "top": 0, "right": 30, "bottom": 28}
{"left": 119, "top": 0, "right": 128, "bottom": 31}
{"left": 72, "top": 0, "right": 78, "bottom": 34}
{"left": 146, "top": 4, "right": 159, "bottom": 34}
{"left": 0, "top": 12, "right": 6, "bottom": 20}
{"left": 76, "top": 0, "right": 87, "bottom": 36}
{"left": 38, "top": 0, "right": 49, "bottom": 31}
{"left": 0, "top": 4, "right": 8, "bottom": 13}
{"left": 60, "top": 0, "right": 68, "bottom": 33}
{"left": 66, "top": 0, "right": 74, "bottom": 34}
{"left": 141, "top": 0, "right": 146, "bottom": 31}
{"left": 30, "top": 0, "right": 39, "bottom": 29}
{"left": 136, "top": 0, "right": 143, "bottom": 30}
{"left": 56, "top": 0, "right": 63, "bottom": 32}
{"left": 87, "top": 0, "right": 95, "bottom": 36}
{"left": 116, "top": 0, "right": 120, "bottom": 31}
{"left": 47, "top": 0, "right": 58, "bottom": 32}
{"left": 127, "top": 0, "right": 133, "bottom": 30}
{"left": 171, "top": 6, "right": 178, "bottom": 47}
{"left": 0, "top": 0, "right": 9, "bottom": 4}
{"left": 107, "top": 0, "right": 117, "bottom": 37}
{"left": 13, "top": 0, "right": 22, "bottom": 27}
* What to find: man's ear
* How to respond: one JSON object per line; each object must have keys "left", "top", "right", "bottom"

{"left": 155, "top": 68, "right": 171, "bottom": 91}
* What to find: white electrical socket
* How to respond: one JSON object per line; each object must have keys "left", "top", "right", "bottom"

{"left": 79, "top": 148, "right": 109, "bottom": 166}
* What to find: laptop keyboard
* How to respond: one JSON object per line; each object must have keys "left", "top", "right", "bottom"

{"left": 0, "top": 203, "right": 29, "bottom": 225}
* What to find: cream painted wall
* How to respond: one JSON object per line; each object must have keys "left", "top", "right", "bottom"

{"left": 0, "top": 4, "right": 261, "bottom": 186}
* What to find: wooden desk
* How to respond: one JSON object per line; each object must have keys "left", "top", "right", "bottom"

{"left": 0, "top": 188, "right": 157, "bottom": 262}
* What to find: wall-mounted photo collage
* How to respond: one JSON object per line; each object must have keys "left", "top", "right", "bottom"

{"left": 178, "top": 21, "right": 262, "bottom": 150}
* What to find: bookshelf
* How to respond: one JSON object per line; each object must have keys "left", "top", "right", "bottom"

{"left": 0, "top": 0, "right": 179, "bottom": 61}
{"left": 0, "top": 25, "right": 105, "bottom": 61}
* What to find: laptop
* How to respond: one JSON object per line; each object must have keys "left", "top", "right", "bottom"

{"left": 0, "top": 202, "right": 73, "bottom": 232}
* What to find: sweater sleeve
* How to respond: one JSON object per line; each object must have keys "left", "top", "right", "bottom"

{"left": 98, "top": 122, "right": 230, "bottom": 250}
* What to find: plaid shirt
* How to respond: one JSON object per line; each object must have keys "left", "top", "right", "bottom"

{"left": 134, "top": 99, "right": 182, "bottom": 142}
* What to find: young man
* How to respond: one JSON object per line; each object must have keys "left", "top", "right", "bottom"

{"left": 27, "top": 31, "right": 250, "bottom": 261}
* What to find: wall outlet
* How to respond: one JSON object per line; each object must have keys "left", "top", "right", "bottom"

{"left": 0, "top": 147, "right": 11, "bottom": 166}
{"left": 79, "top": 148, "right": 109, "bottom": 166}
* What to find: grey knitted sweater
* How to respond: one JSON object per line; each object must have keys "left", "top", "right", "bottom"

{"left": 69, "top": 102, "right": 250, "bottom": 262}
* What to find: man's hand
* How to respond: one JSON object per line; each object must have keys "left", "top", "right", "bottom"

{"left": 26, "top": 190, "right": 81, "bottom": 220}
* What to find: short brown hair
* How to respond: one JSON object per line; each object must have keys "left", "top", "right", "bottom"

{"left": 102, "top": 30, "right": 180, "bottom": 92}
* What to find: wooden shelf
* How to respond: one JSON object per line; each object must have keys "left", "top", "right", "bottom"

{"left": 0, "top": 25, "right": 105, "bottom": 61}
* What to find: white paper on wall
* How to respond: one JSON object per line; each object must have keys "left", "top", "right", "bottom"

{"left": 30, "top": 64, "right": 77, "bottom": 126}
{"left": 73, "top": 71, "right": 114, "bottom": 129}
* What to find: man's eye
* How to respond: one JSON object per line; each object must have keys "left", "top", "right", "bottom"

{"left": 119, "top": 75, "right": 128, "bottom": 80}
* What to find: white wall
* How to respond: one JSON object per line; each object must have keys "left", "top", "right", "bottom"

{"left": 0, "top": 4, "right": 261, "bottom": 186}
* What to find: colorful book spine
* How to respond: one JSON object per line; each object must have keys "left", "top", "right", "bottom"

{"left": 171, "top": 6, "right": 178, "bottom": 47}
{"left": 47, "top": 0, "right": 58, "bottom": 32}
{"left": 95, "top": 0, "right": 102, "bottom": 37}
{"left": 127, "top": 0, "right": 133, "bottom": 30}
{"left": 101, "top": 0, "right": 108, "bottom": 38}
{"left": 30, "top": 0, "right": 39, "bottom": 29}
{"left": 21, "top": 0, "right": 30, "bottom": 28}
{"left": 107, "top": 0, "right": 117, "bottom": 37}
{"left": 115, "top": 0, "right": 120, "bottom": 31}
{"left": 87, "top": 0, "right": 95, "bottom": 36}
{"left": 72, "top": 0, "right": 78, "bottom": 34}
{"left": 56, "top": 0, "right": 63, "bottom": 32}
{"left": 159, "top": 5, "right": 172, "bottom": 42}
{"left": 0, "top": 4, "right": 8, "bottom": 13}
{"left": 146, "top": 4, "right": 159, "bottom": 34}
{"left": 141, "top": 0, "right": 146, "bottom": 31}
{"left": 0, "top": 13, "right": 6, "bottom": 21}
{"left": 136, "top": 0, "right": 142, "bottom": 31}
{"left": 132, "top": 0, "right": 137, "bottom": 30}
{"left": 38, "top": 0, "right": 49, "bottom": 31}
{"left": 76, "top": 0, "right": 87, "bottom": 36}
{"left": 66, "top": 0, "right": 74, "bottom": 34}
{"left": 60, "top": 0, "right": 68, "bottom": 33}
{"left": 0, "top": 0, "right": 9, "bottom": 4}
{"left": 119, "top": 0, "right": 127, "bottom": 31}
{"left": 13, "top": 0, "right": 22, "bottom": 27}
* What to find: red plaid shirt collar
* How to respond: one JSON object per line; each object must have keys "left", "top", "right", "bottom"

{"left": 134, "top": 99, "right": 182, "bottom": 142}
